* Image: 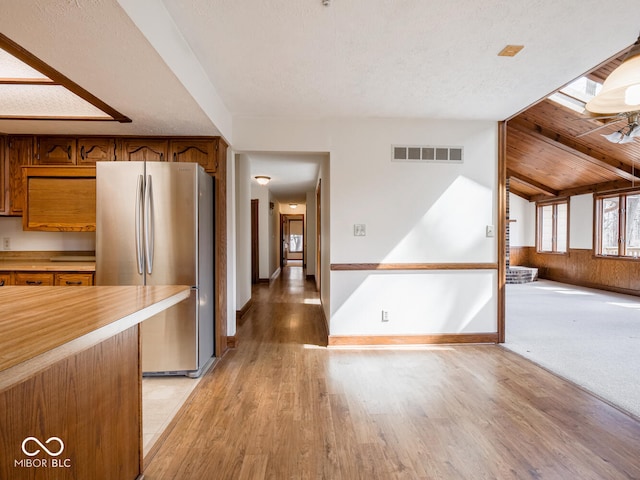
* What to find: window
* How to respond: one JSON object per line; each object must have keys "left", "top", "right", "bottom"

{"left": 548, "top": 76, "right": 602, "bottom": 114}
{"left": 537, "top": 200, "right": 568, "bottom": 253}
{"left": 596, "top": 191, "right": 640, "bottom": 257}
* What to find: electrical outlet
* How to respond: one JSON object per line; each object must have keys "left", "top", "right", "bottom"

{"left": 2, "top": 238, "right": 9, "bottom": 250}
{"left": 381, "top": 310, "right": 389, "bottom": 322}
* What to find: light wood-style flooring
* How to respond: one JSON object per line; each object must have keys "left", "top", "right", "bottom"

{"left": 143, "top": 266, "right": 640, "bottom": 479}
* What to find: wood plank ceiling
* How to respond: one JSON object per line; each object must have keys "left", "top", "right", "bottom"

{"left": 507, "top": 47, "right": 640, "bottom": 202}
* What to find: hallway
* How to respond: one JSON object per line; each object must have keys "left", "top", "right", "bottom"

{"left": 143, "top": 266, "right": 640, "bottom": 479}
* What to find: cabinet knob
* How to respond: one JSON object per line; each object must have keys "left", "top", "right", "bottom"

{"left": 67, "top": 145, "right": 72, "bottom": 160}
{"left": 65, "top": 281, "right": 83, "bottom": 286}
{"left": 0, "top": 280, "right": 5, "bottom": 287}
{"left": 80, "top": 145, "right": 85, "bottom": 160}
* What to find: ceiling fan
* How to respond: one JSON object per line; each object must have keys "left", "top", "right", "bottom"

{"left": 576, "top": 111, "right": 640, "bottom": 143}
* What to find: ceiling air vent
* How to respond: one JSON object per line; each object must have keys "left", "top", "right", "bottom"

{"left": 392, "top": 145, "right": 463, "bottom": 163}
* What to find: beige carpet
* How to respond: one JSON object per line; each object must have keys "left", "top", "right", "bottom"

{"left": 505, "top": 279, "right": 640, "bottom": 419}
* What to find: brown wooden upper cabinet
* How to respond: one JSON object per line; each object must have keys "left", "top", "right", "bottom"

{"left": 120, "top": 139, "right": 169, "bottom": 162}
{"left": 170, "top": 139, "right": 218, "bottom": 173}
{"left": 6, "top": 136, "right": 33, "bottom": 215}
{"left": 35, "top": 137, "right": 77, "bottom": 165}
{"left": 77, "top": 137, "right": 117, "bottom": 164}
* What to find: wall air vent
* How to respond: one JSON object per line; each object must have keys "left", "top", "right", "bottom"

{"left": 392, "top": 145, "right": 463, "bottom": 163}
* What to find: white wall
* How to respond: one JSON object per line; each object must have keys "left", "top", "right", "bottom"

{"left": 570, "top": 194, "right": 593, "bottom": 249}
{"left": 0, "top": 217, "right": 95, "bottom": 252}
{"left": 235, "top": 154, "right": 252, "bottom": 312}
{"left": 225, "top": 147, "right": 237, "bottom": 338}
{"left": 328, "top": 118, "right": 497, "bottom": 335}
{"left": 509, "top": 193, "right": 535, "bottom": 247}
{"left": 317, "top": 158, "right": 331, "bottom": 322}
{"left": 235, "top": 116, "right": 497, "bottom": 337}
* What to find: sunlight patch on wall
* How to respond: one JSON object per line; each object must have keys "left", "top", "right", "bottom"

{"left": 381, "top": 176, "right": 494, "bottom": 263}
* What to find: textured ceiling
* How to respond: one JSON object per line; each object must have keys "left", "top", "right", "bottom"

{"left": 2, "top": 1, "right": 640, "bottom": 135}
{"left": 161, "top": 0, "right": 640, "bottom": 121}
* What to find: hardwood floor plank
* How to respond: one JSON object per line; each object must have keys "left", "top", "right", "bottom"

{"left": 143, "top": 267, "right": 640, "bottom": 479}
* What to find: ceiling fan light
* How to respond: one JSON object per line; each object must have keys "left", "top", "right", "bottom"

{"left": 625, "top": 84, "right": 640, "bottom": 106}
{"left": 586, "top": 36, "right": 640, "bottom": 114}
{"left": 602, "top": 131, "right": 624, "bottom": 143}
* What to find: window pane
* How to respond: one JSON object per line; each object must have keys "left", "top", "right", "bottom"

{"left": 601, "top": 197, "right": 619, "bottom": 255}
{"left": 540, "top": 205, "right": 553, "bottom": 251}
{"left": 626, "top": 194, "right": 640, "bottom": 257}
{"left": 556, "top": 203, "right": 568, "bottom": 253}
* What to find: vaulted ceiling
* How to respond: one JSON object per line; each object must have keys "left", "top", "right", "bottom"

{"left": 507, "top": 50, "right": 640, "bottom": 201}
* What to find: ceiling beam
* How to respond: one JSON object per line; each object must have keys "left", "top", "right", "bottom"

{"left": 507, "top": 183, "right": 532, "bottom": 201}
{"left": 509, "top": 118, "right": 640, "bottom": 182}
{"left": 507, "top": 168, "right": 559, "bottom": 197}
{"left": 529, "top": 179, "right": 634, "bottom": 202}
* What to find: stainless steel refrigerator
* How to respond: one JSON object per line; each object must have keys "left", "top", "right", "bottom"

{"left": 95, "top": 161, "right": 214, "bottom": 377}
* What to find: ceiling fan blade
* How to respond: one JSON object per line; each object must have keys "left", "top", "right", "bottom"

{"left": 576, "top": 113, "right": 626, "bottom": 121}
{"left": 576, "top": 118, "right": 624, "bottom": 137}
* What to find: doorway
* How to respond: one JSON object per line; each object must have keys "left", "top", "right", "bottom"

{"left": 280, "top": 213, "right": 304, "bottom": 269}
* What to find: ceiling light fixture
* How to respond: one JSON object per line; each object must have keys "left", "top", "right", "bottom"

{"left": 586, "top": 33, "right": 640, "bottom": 114}
{"left": 289, "top": 203, "right": 298, "bottom": 209}
{"left": 255, "top": 176, "right": 271, "bottom": 185}
{"left": 601, "top": 117, "right": 640, "bottom": 143}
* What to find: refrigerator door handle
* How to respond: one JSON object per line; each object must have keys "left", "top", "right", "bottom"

{"left": 145, "top": 174, "right": 155, "bottom": 275}
{"left": 135, "top": 174, "right": 144, "bottom": 275}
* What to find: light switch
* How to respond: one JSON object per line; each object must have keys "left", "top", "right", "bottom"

{"left": 354, "top": 224, "right": 366, "bottom": 236}
{"left": 486, "top": 225, "right": 495, "bottom": 238}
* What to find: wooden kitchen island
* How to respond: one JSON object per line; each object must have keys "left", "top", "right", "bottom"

{"left": 0, "top": 285, "right": 190, "bottom": 480}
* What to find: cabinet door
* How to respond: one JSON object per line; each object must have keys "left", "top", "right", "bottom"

{"left": 77, "top": 138, "right": 117, "bottom": 164}
{"left": 170, "top": 139, "right": 217, "bottom": 172}
{"left": 14, "top": 272, "right": 55, "bottom": 286}
{"left": 35, "top": 137, "right": 77, "bottom": 165}
{"left": 7, "top": 136, "right": 33, "bottom": 215}
{"left": 120, "top": 139, "right": 168, "bottom": 162}
{"left": 0, "top": 272, "right": 11, "bottom": 287}
{"left": 55, "top": 272, "right": 94, "bottom": 286}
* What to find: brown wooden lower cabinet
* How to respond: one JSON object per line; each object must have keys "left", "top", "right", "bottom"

{"left": 4, "top": 272, "right": 94, "bottom": 286}
{"left": 55, "top": 273, "right": 94, "bottom": 286}
{"left": 13, "top": 272, "right": 54, "bottom": 286}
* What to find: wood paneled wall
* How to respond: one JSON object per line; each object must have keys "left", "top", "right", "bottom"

{"left": 511, "top": 246, "right": 640, "bottom": 295}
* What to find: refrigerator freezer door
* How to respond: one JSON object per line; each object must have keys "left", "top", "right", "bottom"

{"left": 141, "top": 289, "right": 198, "bottom": 372}
{"left": 96, "top": 162, "right": 146, "bottom": 286}
{"left": 144, "top": 162, "right": 198, "bottom": 286}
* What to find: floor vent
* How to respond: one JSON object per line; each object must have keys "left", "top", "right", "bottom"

{"left": 392, "top": 145, "right": 463, "bottom": 163}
